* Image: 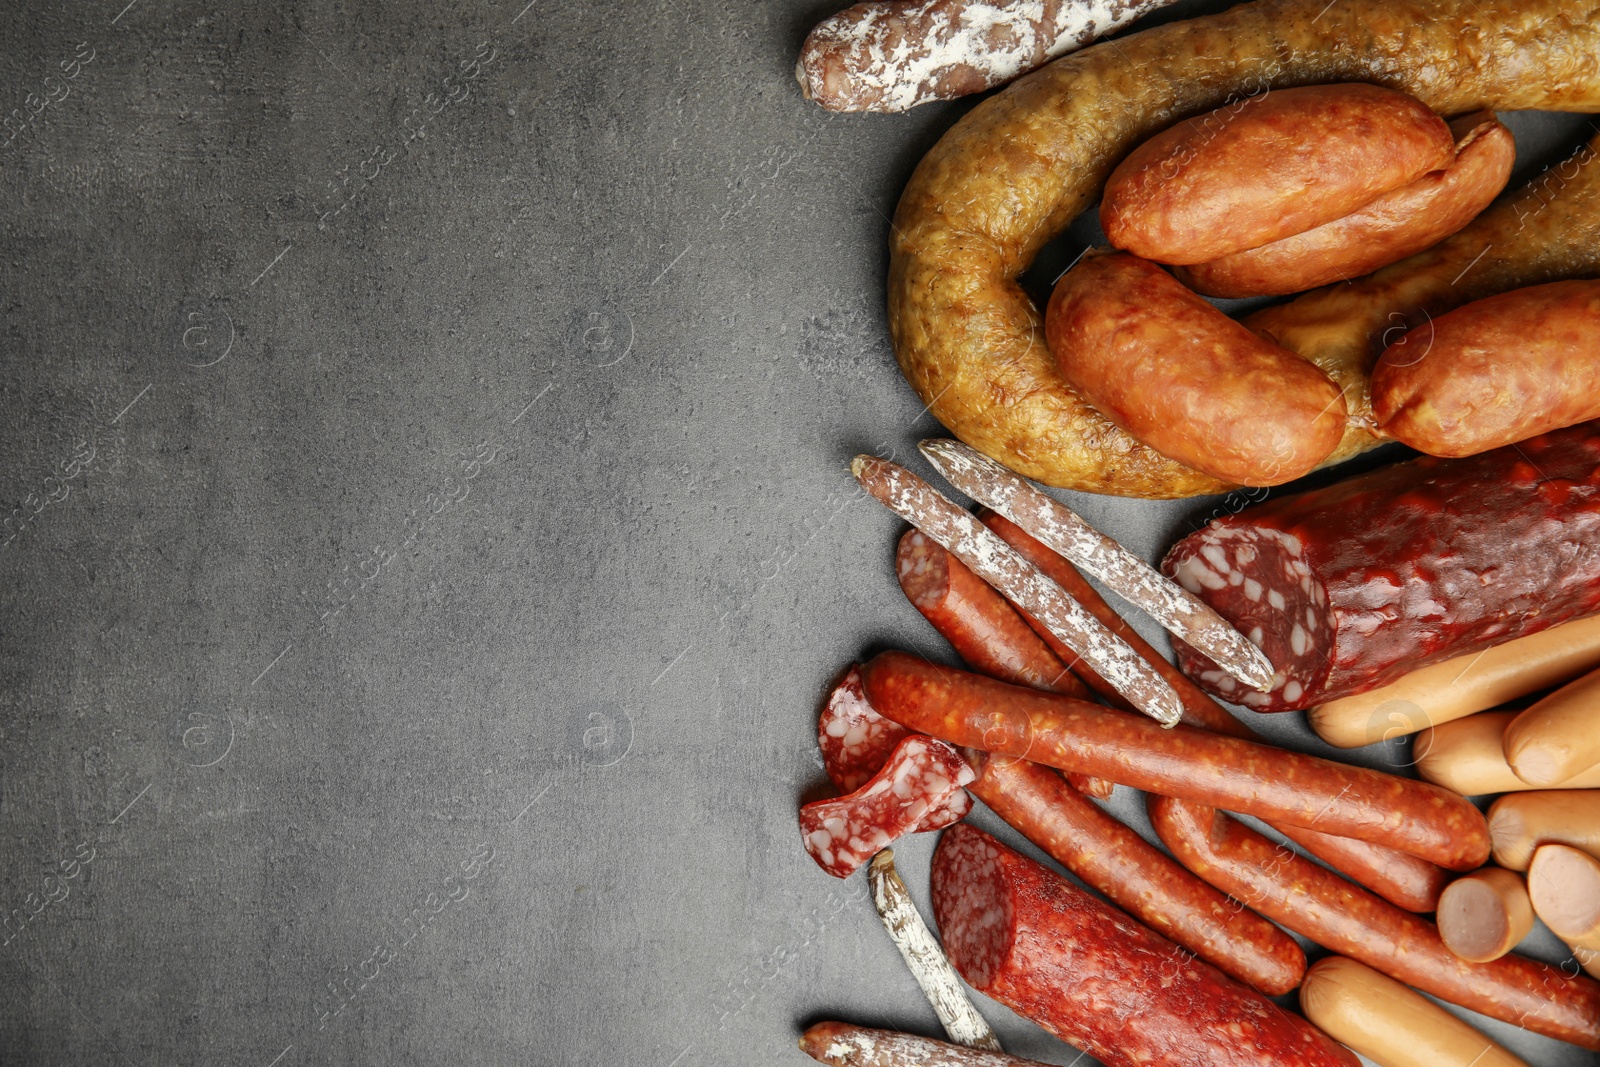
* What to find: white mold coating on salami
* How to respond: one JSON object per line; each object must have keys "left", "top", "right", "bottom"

{"left": 921, "top": 438, "right": 1275, "bottom": 688}
{"left": 1163, "top": 423, "right": 1600, "bottom": 711}
{"left": 797, "top": 0, "right": 1175, "bottom": 114}
{"left": 801, "top": 735, "right": 976, "bottom": 878}
{"left": 799, "top": 1022, "right": 1052, "bottom": 1067}
{"left": 854, "top": 455, "right": 1183, "bottom": 724}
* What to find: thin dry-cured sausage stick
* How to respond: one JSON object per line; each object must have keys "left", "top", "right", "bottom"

{"left": 965, "top": 750, "right": 1305, "bottom": 995}
{"left": 861, "top": 651, "right": 1490, "bottom": 870}
{"left": 853, "top": 455, "right": 1182, "bottom": 725}
{"left": 921, "top": 438, "right": 1274, "bottom": 688}
{"left": 897, "top": 529, "right": 1110, "bottom": 798}
{"left": 983, "top": 512, "right": 1449, "bottom": 910}
{"left": 799, "top": 1022, "right": 1051, "bottom": 1067}
{"left": 867, "top": 850, "right": 1002, "bottom": 1050}
{"left": 1149, "top": 796, "right": 1600, "bottom": 1049}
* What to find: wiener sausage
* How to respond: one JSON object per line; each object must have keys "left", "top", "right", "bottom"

{"left": 1417, "top": 711, "right": 1600, "bottom": 797}
{"left": 861, "top": 651, "right": 1490, "bottom": 869}
{"left": 1177, "top": 113, "right": 1515, "bottom": 297}
{"left": 1149, "top": 796, "right": 1600, "bottom": 1049}
{"left": 795, "top": 0, "right": 1177, "bottom": 114}
{"left": 964, "top": 750, "right": 1305, "bottom": 995}
{"left": 889, "top": 0, "right": 1600, "bottom": 497}
{"left": 1504, "top": 665, "right": 1600, "bottom": 787}
{"left": 1046, "top": 252, "right": 1345, "bottom": 486}
{"left": 1310, "top": 614, "right": 1600, "bottom": 748}
{"left": 930, "top": 824, "right": 1359, "bottom": 1067}
{"left": 1165, "top": 423, "right": 1600, "bottom": 711}
{"left": 1489, "top": 790, "right": 1600, "bottom": 871}
{"left": 1373, "top": 280, "right": 1600, "bottom": 456}
{"left": 1437, "top": 868, "right": 1533, "bottom": 963}
{"left": 1527, "top": 844, "right": 1600, "bottom": 979}
{"left": 798, "top": 1023, "right": 1049, "bottom": 1067}
{"left": 1101, "top": 84, "right": 1453, "bottom": 266}
{"left": 986, "top": 510, "right": 1449, "bottom": 910}
{"left": 895, "top": 529, "right": 1109, "bottom": 798}
{"left": 1299, "top": 957, "right": 1531, "bottom": 1067}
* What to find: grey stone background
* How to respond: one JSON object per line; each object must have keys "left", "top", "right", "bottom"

{"left": 0, "top": 1, "right": 1592, "bottom": 1065}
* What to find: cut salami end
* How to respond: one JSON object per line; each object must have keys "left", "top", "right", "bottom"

{"left": 817, "top": 664, "right": 971, "bottom": 832}
{"left": 1164, "top": 422, "right": 1600, "bottom": 711}
{"left": 801, "top": 735, "right": 976, "bottom": 879}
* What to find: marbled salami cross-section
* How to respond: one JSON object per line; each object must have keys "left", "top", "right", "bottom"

{"left": 1164, "top": 422, "right": 1600, "bottom": 711}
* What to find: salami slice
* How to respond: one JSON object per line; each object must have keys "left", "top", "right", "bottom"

{"left": 930, "top": 824, "right": 1359, "bottom": 1067}
{"left": 802, "top": 735, "right": 975, "bottom": 878}
{"left": 818, "top": 665, "right": 972, "bottom": 832}
{"left": 1164, "top": 422, "right": 1600, "bottom": 711}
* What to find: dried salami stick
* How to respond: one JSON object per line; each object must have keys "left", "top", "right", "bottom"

{"left": 796, "top": 0, "right": 1178, "bottom": 114}
{"left": 921, "top": 438, "right": 1274, "bottom": 689}
{"left": 800, "top": 1022, "right": 1050, "bottom": 1067}
{"left": 853, "top": 455, "right": 1182, "bottom": 726}
{"left": 984, "top": 511, "right": 1449, "bottom": 911}
{"left": 867, "top": 850, "right": 1002, "bottom": 1051}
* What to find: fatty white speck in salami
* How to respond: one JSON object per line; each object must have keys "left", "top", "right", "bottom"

{"left": 1163, "top": 422, "right": 1600, "bottom": 711}
{"left": 802, "top": 735, "right": 976, "bottom": 878}
{"left": 929, "top": 824, "right": 1359, "bottom": 1067}
{"left": 817, "top": 665, "right": 973, "bottom": 832}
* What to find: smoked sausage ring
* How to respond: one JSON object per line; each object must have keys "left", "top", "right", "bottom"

{"left": 888, "top": 0, "right": 1600, "bottom": 498}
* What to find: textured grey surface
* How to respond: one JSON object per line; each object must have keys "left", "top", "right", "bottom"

{"left": 0, "top": 2, "right": 1595, "bottom": 1065}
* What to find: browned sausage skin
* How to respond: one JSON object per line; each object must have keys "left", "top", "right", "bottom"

{"left": 1177, "top": 113, "right": 1516, "bottom": 297}
{"left": 1101, "top": 84, "right": 1454, "bottom": 265}
{"left": 1046, "top": 252, "right": 1345, "bottom": 486}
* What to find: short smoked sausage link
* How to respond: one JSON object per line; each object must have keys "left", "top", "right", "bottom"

{"left": 861, "top": 651, "right": 1490, "bottom": 870}
{"left": 965, "top": 750, "right": 1305, "bottom": 995}
{"left": 897, "top": 529, "right": 1109, "bottom": 798}
{"left": 984, "top": 510, "right": 1448, "bottom": 910}
{"left": 1149, "top": 796, "right": 1600, "bottom": 1050}
{"left": 1166, "top": 422, "right": 1600, "bottom": 712}
{"left": 930, "top": 824, "right": 1359, "bottom": 1067}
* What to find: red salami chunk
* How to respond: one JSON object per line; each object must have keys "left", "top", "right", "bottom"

{"left": 817, "top": 665, "right": 972, "bottom": 832}
{"left": 930, "top": 824, "right": 1359, "bottom": 1067}
{"left": 1164, "top": 422, "right": 1600, "bottom": 712}
{"left": 802, "top": 735, "right": 975, "bottom": 878}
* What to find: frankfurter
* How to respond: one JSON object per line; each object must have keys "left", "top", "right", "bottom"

{"left": 1046, "top": 251, "right": 1346, "bottom": 486}
{"left": 964, "top": 750, "right": 1305, "bottom": 995}
{"left": 1373, "top": 280, "right": 1600, "bottom": 456}
{"left": 1489, "top": 791, "right": 1600, "bottom": 871}
{"left": 1310, "top": 614, "right": 1600, "bottom": 748}
{"left": 930, "top": 824, "right": 1359, "bottom": 1067}
{"left": 986, "top": 510, "right": 1448, "bottom": 911}
{"left": 1527, "top": 844, "right": 1600, "bottom": 980}
{"left": 861, "top": 651, "right": 1490, "bottom": 869}
{"left": 889, "top": 0, "right": 1600, "bottom": 496}
{"left": 1177, "top": 113, "right": 1515, "bottom": 298}
{"left": 1299, "top": 957, "right": 1531, "bottom": 1067}
{"left": 1101, "top": 84, "right": 1453, "bottom": 266}
{"left": 798, "top": 1023, "right": 1048, "bottom": 1067}
{"left": 1148, "top": 796, "right": 1600, "bottom": 1049}
{"left": 1437, "top": 868, "right": 1533, "bottom": 963}
{"left": 1417, "top": 711, "right": 1600, "bottom": 797}
{"left": 1165, "top": 423, "right": 1600, "bottom": 712}
{"left": 1505, "top": 665, "right": 1600, "bottom": 787}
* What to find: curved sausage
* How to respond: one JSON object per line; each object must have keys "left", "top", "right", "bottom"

{"left": 1046, "top": 252, "right": 1346, "bottom": 486}
{"left": 889, "top": 0, "right": 1600, "bottom": 496}
{"left": 985, "top": 511, "right": 1448, "bottom": 910}
{"left": 964, "top": 750, "right": 1305, "bottom": 995}
{"left": 930, "top": 824, "right": 1359, "bottom": 1067}
{"left": 1437, "top": 868, "right": 1534, "bottom": 963}
{"left": 1101, "top": 83, "right": 1453, "bottom": 265}
{"left": 1148, "top": 796, "right": 1600, "bottom": 1049}
{"left": 1177, "top": 113, "right": 1515, "bottom": 297}
{"left": 1299, "top": 957, "right": 1531, "bottom": 1067}
{"left": 861, "top": 650, "right": 1491, "bottom": 869}
{"left": 1372, "top": 280, "right": 1600, "bottom": 456}
{"left": 1488, "top": 790, "right": 1600, "bottom": 871}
